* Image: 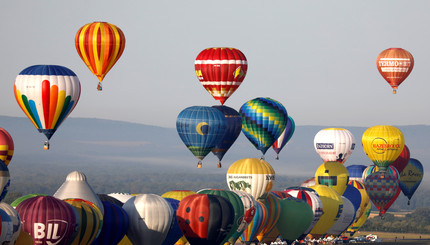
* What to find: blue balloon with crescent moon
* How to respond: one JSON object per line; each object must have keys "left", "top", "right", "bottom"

{"left": 211, "top": 105, "right": 242, "bottom": 168}
{"left": 176, "top": 106, "right": 227, "bottom": 168}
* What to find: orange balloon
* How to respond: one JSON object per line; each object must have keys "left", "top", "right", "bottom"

{"left": 376, "top": 48, "right": 414, "bottom": 94}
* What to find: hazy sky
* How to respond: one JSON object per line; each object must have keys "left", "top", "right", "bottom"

{"left": 2, "top": 1, "right": 430, "bottom": 128}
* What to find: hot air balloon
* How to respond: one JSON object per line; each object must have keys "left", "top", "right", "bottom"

{"left": 391, "top": 144, "right": 410, "bottom": 174}
{"left": 346, "top": 165, "right": 367, "bottom": 182}
{"left": 0, "top": 161, "right": 9, "bottom": 202}
{"left": 0, "top": 128, "right": 14, "bottom": 166}
{"left": 75, "top": 21, "right": 126, "bottom": 91}
{"left": 240, "top": 200, "right": 268, "bottom": 245}
{"left": 227, "top": 158, "right": 275, "bottom": 200}
{"left": 345, "top": 202, "right": 371, "bottom": 237}
{"left": 197, "top": 189, "right": 245, "bottom": 244}
{"left": 314, "top": 128, "right": 355, "bottom": 164}
{"left": 230, "top": 190, "right": 257, "bottom": 227}
{"left": 211, "top": 105, "right": 242, "bottom": 167}
{"left": 65, "top": 198, "right": 103, "bottom": 245}
{"left": 315, "top": 161, "right": 349, "bottom": 196}
{"left": 275, "top": 197, "right": 313, "bottom": 244}
{"left": 195, "top": 47, "right": 247, "bottom": 105}
{"left": 326, "top": 196, "right": 356, "bottom": 236}
{"left": 284, "top": 187, "right": 323, "bottom": 240}
{"left": 0, "top": 202, "right": 21, "bottom": 244}
{"left": 16, "top": 196, "right": 78, "bottom": 245}
{"left": 399, "top": 158, "right": 424, "bottom": 205}
{"left": 308, "top": 184, "right": 343, "bottom": 239}
{"left": 362, "top": 125, "right": 405, "bottom": 172}
{"left": 161, "top": 190, "right": 196, "bottom": 245}
{"left": 93, "top": 200, "right": 129, "bottom": 245}
{"left": 161, "top": 198, "right": 183, "bottom": 245}
{"left": 342, "top": 185, "right": 362, "bottom": 223}
{"left": 14, "top": 65, "right": 81, "bottom": 149}
{"left": 10, "top": 193, "right": 48, "bottom": 208}
{"left": 347, "top": 180, "right": 370, "bottom": 221}
{"left": 176, "top": 106, "right": 227, "bottom": 168}
{"left": 362, "top": 165, "right": 400, "bottom": 182}
{"left": 272, "top": 115, "right": 295, "bottom": 160}
{"left": 54, "top": 171, "right": 104, "bottom": 215}
{"left": 97, "top": 193, "right": 124, "bottom": 206}
{"left": 364, "top": 171, "right": 399, "bottom": 216}
{"left": 376, "top": 47, "right": 414, "bottom": 94}
{"left": 256, "top": 193, "right": 281, "bottom": 243}
{"left": 240, "top": 97, "right": 288, "bottom": 157}
{"left": 123, "top": 194, "right": 173, "bottom": 245}
{"left": 0, "top": 208, "right": 13, "bottom": 243}
{"left": 176, "top": 194, "right": 234, "bottom": 245}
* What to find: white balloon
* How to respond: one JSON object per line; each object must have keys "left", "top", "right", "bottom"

{"left": 53, "top": 171, "right": 104, "bottom": 214}
{"left": 314, "top": 128, "right": 356, "bottom": 163}
{"left": 0, "top": 202, "right": 21, "bottom": 244}
{"left": 0, "top": 208, "right": 13, "bottom": 243}
{"left": 123, "top": 194, "right": 173, "bottom": 245}
{"left": 326, "top": 196, "right": 356, "bottom": 236}
{"left": 107, "top": 192, "right": 133, "bottom": 204}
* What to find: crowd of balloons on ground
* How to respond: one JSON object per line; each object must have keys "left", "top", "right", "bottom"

{"left": 0, "top": 20, "right": 424, "bottom": 244}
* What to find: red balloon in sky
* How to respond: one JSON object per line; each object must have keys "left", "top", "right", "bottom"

{"left": 16, "top": 196, "right": 78, "bottom": 245}
{"left": 391, "top": 145, "right": 410, "bottom": 174}
{"left": 195, "top": 47, "right": 247, "bottom": 105}
{"left": 376, "top": 48, "right": 414, "bottom": 94}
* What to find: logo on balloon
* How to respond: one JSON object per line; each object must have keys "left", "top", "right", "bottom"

{"left": 34, "top": 220, "right": 69, "bottom": 244}
{"left": 371, "top": 138, "right": 401, "bottom": 154}
{"left": 316, "top": 143, "right": 334, "bottom": 150}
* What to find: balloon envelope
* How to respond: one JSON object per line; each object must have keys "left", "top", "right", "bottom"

{"left": 161, "top": 198, "right": 183, "bottom": 245}
{"left": 315, "top": 161, "right": 349, "bottom": 196}
{"left": 346, "top": 164, "right": 367, "bottom": 182}
{"left": 240, "top": 97, "right": 288, "bottom": 155}
{"left": 195, "top": 47, "right": 247, "bottom": 105}
{"left": 75, "top": 21, "right": 126, "bottom": 90}
{"left": 376, "top": 47, "right": 414, "bottom": 94}
{"left": 16, "top": 196, "right": 78, "bottom": 245}
{"left": 93, "top": 200, "right": 129, "bottom": 245}
{"left": 211, "top": 105, "right": 242, "bottom": 166}
{"left": 391, "top": 145, "right": 410, "bottom": 174}
{"left": 362, "top": 125, "right": 405, "bottom": 171}
{"left": 176, "top": 106, "right": 227, "bottom": 167}
{"left": 314, "top": 128, "right": 355, "bottom": 164}
{"left": 176, "top": 194, "right": 234, "bottom": 245}
{"left": 276, "top": 197, "right": 313, "bottom": 243}
{"left": 0, "top": 128, "right": 14, "bottom": 166}
{"left": 272, "top": 116, "right": 295, "bottom": 159}
{"left": 0, "top": 202, "right": 21, "bottom": 244}
{"left": 364, "top": 171, "right": 399, "bottom": 216}
{"left": 123, "top": 194, "right": 173, "bottom": 245}
{"left": 227, "top": 158, "right": 275, "bottom": 200}
{"left": 399, "top": 158, "right": 424, "bottom": 204}
{"left": 14, "top": 65, "right": 81, "bottom": 146}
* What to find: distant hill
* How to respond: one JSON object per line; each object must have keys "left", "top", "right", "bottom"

{"left": 1, "top": 116, "right": 429, "bottom": 207}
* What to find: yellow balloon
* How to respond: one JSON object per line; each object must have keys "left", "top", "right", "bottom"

{"left": 362, "top": 125, "right": 404, "bottom": 171}
{"left": 309, "top": 184, "right": 343, "bottom": 238}
{"left": 345, "top": 201, "right": 372, "bottom": 236}
{"left": 226, "top": 158, "right": 275, "bottom": 200}
{"left": 315, "top": 161, "right": 349, "bottom": 195}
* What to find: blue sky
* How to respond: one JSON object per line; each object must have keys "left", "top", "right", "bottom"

{"left": 2, "top": 1, "right": 430, "bottom": 128}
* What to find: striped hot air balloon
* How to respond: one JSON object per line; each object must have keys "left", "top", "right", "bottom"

{"left": 75, "top": 21, "right": 126, "bottom": 91}
{"left": 240, "top": 97, "right": 288, "bottom": 156}
{"left": 272, "top": 115, "right": 295, "bottom": 160}
{"left": 65, "top": 198, "right": 103, "bottom": 245}
{"left": 14, "top": 65, "right": 81, "bottom": 149}
{"left": 0, "top": 128, "right": 14, "bottom": 166}
{"left": 195, "top": 47, "right": 247, "bottom": 105}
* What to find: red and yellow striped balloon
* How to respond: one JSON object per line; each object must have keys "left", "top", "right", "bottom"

{"left": 75, "top": 21, "right": 126, "bottom": 91}
{"left": 0, "top": 128, "right": 13, "bottom": 166}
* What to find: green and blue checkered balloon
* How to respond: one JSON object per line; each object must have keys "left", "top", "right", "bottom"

{"left": 240, "top": 97, "right": 288, "bottom": 156}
